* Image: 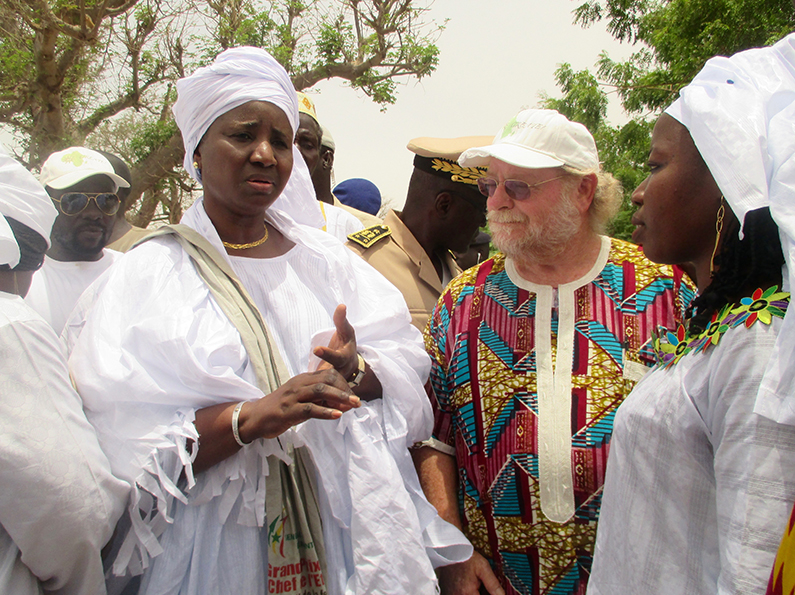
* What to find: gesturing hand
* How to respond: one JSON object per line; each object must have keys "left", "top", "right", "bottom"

{"left": 241, "top": 367, "right": 360, "bottom": 441}
{"left": 313, "top": 304, "right": 358, "bottom": 381}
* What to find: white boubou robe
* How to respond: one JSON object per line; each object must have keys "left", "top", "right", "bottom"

{"left": 66, "top": 199, "right": 471, "bottom": 595}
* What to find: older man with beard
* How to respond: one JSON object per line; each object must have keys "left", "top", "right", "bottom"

{"left": 413, "top": 109, "right": 695, "bottom": 595}
{"left": 25, "top": 147, "right": 126, "bottom": 333}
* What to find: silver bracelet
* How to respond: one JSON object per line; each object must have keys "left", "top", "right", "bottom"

{"left": 232, "top": 401, "right": 249, "bottom": 447}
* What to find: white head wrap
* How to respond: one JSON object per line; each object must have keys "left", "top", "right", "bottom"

{"left": 665, "top": 33, "right": 795, "bottom": 425}
{"left": 0, "top": 148, "right": 57, "bottom": 268}
{"left": 172, "top": 46, "right": 324, "bottom": 228}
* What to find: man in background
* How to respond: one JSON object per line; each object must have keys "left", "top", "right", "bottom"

{"left": 302, "top": 103, "right": 382, "bottom": 227}
{"left": 25, "top": 147, "right": 127, "bottom": 333}
{"left": 334, "top": 178, "right": 382, "bottom": 217}
{"left": 295, "top": 92, "right": 365, "bottom": 240}
{"left": 346, "top": 136, "right": 489, "bottom": 330}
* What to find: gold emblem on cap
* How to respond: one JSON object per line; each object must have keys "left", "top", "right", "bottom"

{"left": 430, "top": 159, "right": 485, "bottom": 186}
{"left": 296, "top": 91, "right": 318, "bottom": 121}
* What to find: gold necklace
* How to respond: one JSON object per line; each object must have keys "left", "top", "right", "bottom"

{"left": 221, "top": 223, "right": 269, "bottom": 250}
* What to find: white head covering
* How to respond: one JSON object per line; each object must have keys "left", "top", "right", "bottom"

{"left": 665, "top": 33, "right": 795, "bottom": 425}
{"left": 0, "top": 148, "right": 57, "bottom": 268}
{"left": 172, "top": 46, "right": 324, "bottom": 228}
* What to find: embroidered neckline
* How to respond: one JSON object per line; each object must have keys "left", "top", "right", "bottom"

{"left": 652, "top": 286, "right": 790, "bottom": 368}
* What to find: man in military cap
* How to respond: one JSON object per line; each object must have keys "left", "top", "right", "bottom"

{"left": 294, "top": 92, "right": 365, "bottom": 241}
{"left": 346, "top": 137, "right": 490, "bottom": 330}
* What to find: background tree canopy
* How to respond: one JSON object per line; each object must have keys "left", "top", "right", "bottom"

{"left": 540, "top": 0, "right": 795, "bottom": 240}
{"left": 1, "top": 0, "right": 441, "bottom": 225}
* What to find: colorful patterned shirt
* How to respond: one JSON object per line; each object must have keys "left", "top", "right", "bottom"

{"left": 424, "top": 237, "right": 694, "bottom": 595}
{"left": 769, "top": 501, "right": 795, "bottom": 595}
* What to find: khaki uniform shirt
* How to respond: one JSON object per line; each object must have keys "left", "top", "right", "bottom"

{"left": 346, "top": 209, "right": 460, "bottom": 331}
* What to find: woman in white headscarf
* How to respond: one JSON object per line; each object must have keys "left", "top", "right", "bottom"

{"left": 588, "top": 34, "right": 795, "bottom": 595}
{"left": 0, "top": 149, "right": 127, "bottom": 594}
{"left": 66, "top": 47, "right": 470, "bottom": 595}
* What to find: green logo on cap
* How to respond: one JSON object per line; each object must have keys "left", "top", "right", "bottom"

{"left": 61, "top": 150, "right": 85, "bottom": 167}
{"left": 500, "top": 116, "right": 520, "bottom": 139}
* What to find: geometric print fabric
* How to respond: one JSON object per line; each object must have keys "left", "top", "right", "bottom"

{"left": 424, "top": 239, "right": 694, "bottom": 594}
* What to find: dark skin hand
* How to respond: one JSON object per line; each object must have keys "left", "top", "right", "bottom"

{"left": 314, "top": 304, "right": 382, "bottom": 401}
{"left": 192, "top": 304, "right": 381, "bottom": 474}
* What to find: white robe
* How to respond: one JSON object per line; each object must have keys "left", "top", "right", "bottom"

{"left": 318, "top": 201, "right": 363, "bottom": 242}
{"left": 66, "top": 200, "right": 471, "bottom": 595}
{"left": 25, "top": 249, "right": 120, "bottom": 334}
{"left": 588, "top": 318, "right": 795, "bottom": 595}
{"left": 0, "top": 292, "right": 127, "bottom": 595}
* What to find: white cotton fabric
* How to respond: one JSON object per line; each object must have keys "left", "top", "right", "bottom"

{"left": 318, "top": 202, "right": 364, "bottom": 242}
{"left": 664, "top": 33, "right": 795, "bottom": 427}
{"left": 25, "top": 249, "right": 120, "bottom": 334}
{"left": 0, "top": 149, "right": 57, "bottom": 268}
{"left": 588, "top": 319, "right": 795, "bottom": 595}
{"left": 171, "top": 46, "right": 324, "bottom": 230}
{"left": 66, "top": 198, "right": 472, "bottom": 594}
{"left": 0, "top": 292, "right": 127, "bottom": 595}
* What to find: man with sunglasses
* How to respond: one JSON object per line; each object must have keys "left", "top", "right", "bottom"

{"left": 346, "top": 136, "right": 490, "bottom": 331}
{"left": 25, "top": 147, "right": 128, "bottom": 334}
{"left": 414, "top": 109, "right": 695, "bottom": 595}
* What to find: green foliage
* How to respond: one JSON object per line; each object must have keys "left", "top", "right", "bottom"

{"left": 351, "top": 69, "right": 398, "bottom": 105}
{"left": 545, "top": 1, "right": 795, "bottom": 241}
{"left": 539, "top": 64, "right": 649, "bottom": 241}
{"left": 129, "top": 119, "right": 178, "bottom": 162}
{"left": 575, "top": 0, "right": 795, "bottom": 114}
{"left": 0, "top": 0, "right": 443, "bottom": 225}
{"left": 317, "top": 19, "right": 352, "bottom": 62}
{"left": 0, "top": 39, "right": 33, "bottom": 84}
{"left": 597, "top": 119, "right": 654, "bottom": 239}
{"left": 539, "top": 63, "right": 608, "bottom": 131}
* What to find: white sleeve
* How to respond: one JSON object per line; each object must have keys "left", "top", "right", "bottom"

{"left": 0, "top": 312, "right": 128, "bottom": 595}
{"left": 692, "top": 322, "right": 795, "bottom": 594}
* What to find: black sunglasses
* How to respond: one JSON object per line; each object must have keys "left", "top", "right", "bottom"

{"left": 52, "top": 192, "right": 121, "bottom": 216}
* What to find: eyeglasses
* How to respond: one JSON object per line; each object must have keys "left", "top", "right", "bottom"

{"left": 477, "top": 175, "right": 566, "bottom": 201}
{"left": 52, "top": 192, "right": 121, "bottom": 216}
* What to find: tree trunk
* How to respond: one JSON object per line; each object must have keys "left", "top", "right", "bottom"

{"left": 127, "top": 130, "right": 185, "bottom": 226}
{"left": 131, "top": 188, "right": 160, "bottom": 228}
{"left": 31, "top": 27, "right": 67, "bottom": 165}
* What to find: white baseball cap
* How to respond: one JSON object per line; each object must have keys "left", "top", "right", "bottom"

{"left": 459, "top": 108, "right": 599, "bottom": 172}
{"left": 39, "top": 147, "right": 130, "bottom": 191}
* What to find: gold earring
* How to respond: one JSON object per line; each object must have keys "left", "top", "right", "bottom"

{"left": 709, "top": 198, "right": 726, "bottom": 278}
{"left": 193, "top": 161, "right": 200, "bottom": 170}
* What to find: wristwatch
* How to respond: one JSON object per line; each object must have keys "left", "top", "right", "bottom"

{"left": 347, "top": 353, "right": 366, "bottom": 388}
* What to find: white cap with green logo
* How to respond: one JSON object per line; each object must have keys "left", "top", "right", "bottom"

{"left": 39, "top": 147, "right": 130, "bottom": 191}
{"left": 459, "top": 108, "right": 599, "bottom": 172}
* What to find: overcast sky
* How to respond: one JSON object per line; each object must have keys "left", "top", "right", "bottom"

{"left": 1, "top": 0, "right": 638, "bottom": 210}
{"left": 312, "top": 0, "right": 637, "bottom": 210}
